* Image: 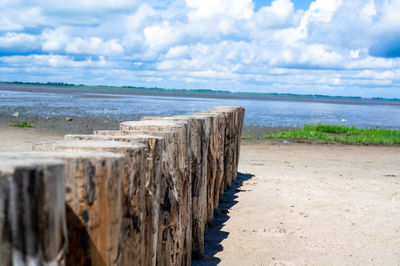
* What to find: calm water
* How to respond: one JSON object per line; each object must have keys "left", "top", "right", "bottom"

{"left": 1, "top": 87, "right": 400, "bottom": 129}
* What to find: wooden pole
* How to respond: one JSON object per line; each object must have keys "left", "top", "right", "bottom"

{"left": 0, "top": 154, "right": 66, "bottom": 266}
{"left": 0, "top": 106, "right": 245, "bottom": 266}
{"left": 64, "top": 134, "right": 164, "bottom": 266}
{"left": 209, "top": 106, "right": 245, "bottom": 182}
{"left": 141, "top": 115, "right": 209, "bottom": 259}
{"left": 200, "top": 109, "right": 234, "bottom": 190}
{"left": 119, "top": 120, "right": 192, "bottom": 266}
{"left": 33, "top": 141, "right": 147, "bottom": 266}
{"left": 194, "top": 112, "right": 226, "bottom": 216}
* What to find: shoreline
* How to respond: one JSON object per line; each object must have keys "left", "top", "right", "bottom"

{"left": 2, "top": 115, "right": 400, "bottom": 149}
{"left": 2, "top": 83, "right": 400, "bottom": 106}
{"left": 0, "top": 114, "right": 120, "bottom": 135}
{"left": 2, "top": 84, "right": 400, "bottom": 131}
{"left": 0, "top": 113, "right": 291, "bottom": 139}
{"left": 2, "top": 115, "right": 400, "bottom": 147}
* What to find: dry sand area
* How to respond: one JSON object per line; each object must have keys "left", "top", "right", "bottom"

{"left": 195, "top": 140, "right": 400, "bottom": 265}
{"left": 1, "top": 126, "right": 400, "bottom": 265}
{"left": 0, "top": 124, "right": 64, "bottom": 151}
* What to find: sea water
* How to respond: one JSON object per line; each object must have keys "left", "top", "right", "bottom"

{"left": 1, "top": 86, "right": 400, "bottom": 129}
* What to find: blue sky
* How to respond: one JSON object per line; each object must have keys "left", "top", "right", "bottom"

{"left": 0, "top": 0, "right": 399, "bottom": 98}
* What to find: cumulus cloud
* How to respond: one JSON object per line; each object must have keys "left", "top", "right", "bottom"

{"left": 41, "top": 27, "right": 70, "bottom": 51}
{"left": 66, "top": 38, "right": 124, "bottom": 56}
{"left": 23, "top": 0, "right": 140, "bottom": 14}
{"left": 41, "top": 27, "right": 124, "bottom": 56}
{"left": 0, "top": 0, "right": 399, "bottom": 97}
{"left": 0, "top": 33, "right": 37, "bottom": 48}
{"left": 367, "top": 0, "right": 400, "bottom": 59}
{"left": 0, "top": 54, "right": 109, "bottom": 68}
{"left": 186, "top": 0, "right": 253, "bottom": 20}
{"left": 144, "top": 22, "right": 181, "bottom": 52}
{"left": 253, "top": 0, "right": 296, "bottom": 28}
{"left": 0, "top": 7, "right": 45, "bottom": 31}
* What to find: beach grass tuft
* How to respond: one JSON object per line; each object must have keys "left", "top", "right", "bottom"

{"left": 10, "top": 122, "right": 35, "bottom": 128}
{"left": 241, "top": 135, "right": 256, "bottom": 140}
{"left": 265, "top": 124, "right": 400, "bottom": 145}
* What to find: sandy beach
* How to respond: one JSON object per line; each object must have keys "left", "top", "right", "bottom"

{"left": 1, "top": 123, "right": 399, "bottom": 265}
{"left": 195, "top": 140, "right": 400, "bottom": 265}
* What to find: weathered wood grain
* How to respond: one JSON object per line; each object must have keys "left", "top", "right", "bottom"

{"left": 0, "top": 106, "right": 245, "bottom": 266}
{"left": 194, "top": 112, "right": 226, "bottom": 217}
{"left": 119, "top": 120, "right": 192, "bottom": 266}
{"left": 12, "top": 151, "right": 125, "bottom": 266}
{"left": 93, "top": 130, "right": 171, "bottom": 266}
{"left": 0, "top": 154, "right": 66, "bottom": 266}
{"left": 236, "top": 107, "right": 245, "bottom": 177}
{"left": 64, "top": 134, "right": 164, "bottom": 266}
{"left": 204, "top": 109, "right": 234, "bottom": 190}
{"left": 94, "top": 130, "right": 181, "bottom": 266}
{"left": 33, "top": 140, "right": 146, "bottom": 266}
{"left": 209, "top": 106, "right": 245, "bottom": 182}
{"left": 141, "top": 115, "right": 209, "bottom": 259}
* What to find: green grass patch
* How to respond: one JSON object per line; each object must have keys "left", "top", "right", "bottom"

{"left": 10, "top": 122, "right": 34, "bottom": 128}
{"left": 265, "top": 124, "right": 400, "bottom": 145}
{"left": 241, "top": 135, "right": 256, "bottom": 140}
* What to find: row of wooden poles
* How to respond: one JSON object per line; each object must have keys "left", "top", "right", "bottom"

{"left": 0, "top": 106, "right": 245, "bottom": 266}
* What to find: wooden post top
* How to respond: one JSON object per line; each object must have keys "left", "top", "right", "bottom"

{"left": 120, "top": 119, "right": 188, "bottom": 131}
{"left": 0, "top": 153, "right": 65, "bottom": 173}
{"left": 0, "top": 151, "right": 124, "bottom": 160}
{"left": 209, "top": 106, "right": 244, "bottom": 111}
{"left": 141, "top": 115, "right": 207, "bottom": 121}
{"left": 33, "top": 140, "right": 146, "bottom": 152}
{"left": 65, "top": 134, "right": 164, "bottom": 142}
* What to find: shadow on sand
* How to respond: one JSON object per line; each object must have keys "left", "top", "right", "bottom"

{"left": 192, "top": 172, "right": 254, "bottom": 266}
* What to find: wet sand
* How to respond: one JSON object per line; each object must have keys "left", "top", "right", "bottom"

{"left": 0, "top": 114, "right": 120, "bottom": 150}
{"left": 0, "top": 114, "right": 120, "bottom": 136}
{"left": 1, "top": 121, "right": 399, "bottom": 265}
{"left": 0, "top": 113, "right": 285, "bottom": 141}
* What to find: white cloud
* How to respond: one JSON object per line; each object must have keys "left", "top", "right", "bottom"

{"left": 0, "top": 7, "right": 45, "bottom": 31}
{"left": 0, "top": 0, "right": 400, "bottom": 97}
{"left": 65, "top": 37, "right": 124, "bottom": 56}
{"left": 125, "top": 4, "right": 157, "bottom": 33}
{"left": 269, "top": 43, "right": 343, "bottom": 68}
{"left": 299, "top": 0, "right": 342, "bottom": 36}
{"left": 357, "top": 69, "right": 400, "bottom": 80}
{"left": 41, "top": 28, "right": 70, "bottom": 51}
{"left": 41, "top": 28, "right": 124, "bottom": 56}
{"left": 271, "top": 28, "right": 304, "bottom": 45}
{"left": 0, "top": 32, "right": 37, "bottom": 48}
{"left": 186, "top": 0, "right": 253, "bottom": 20}
{"left": 350, "top": 49, "right": 360, "bottom": 59}
{"left": 347, "top": 56, "right": 398, "bottom": 69}
{"left": 165, "top": 45, "right": 191, "bottom": 59}
{"left": 159, "top": 41, "right": 255, "bottom": 73}
{"left": 23, "top": 0, "right": 139, "bottom": 12}
{"left": 254, "top": 0, "right": 295, "bottom": 28}
{"left": 361, "top": 0, "right": 376, "bottom": 22}
{"left": 144, "top": 21, "right": 181, "bottom": 52}
{"left": 1, "top": 54, "right": 109, "bottom": 68}
{"left": 377, "top": 0, "right": 400, "bottom": 32}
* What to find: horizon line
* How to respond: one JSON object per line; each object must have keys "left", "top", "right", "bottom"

{"left": 1, "top": 80, "right": 399, "bottom": 102}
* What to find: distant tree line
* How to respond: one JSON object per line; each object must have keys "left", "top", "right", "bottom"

{"left": 0, "top": 81, "right": 398, "bottom": 101}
